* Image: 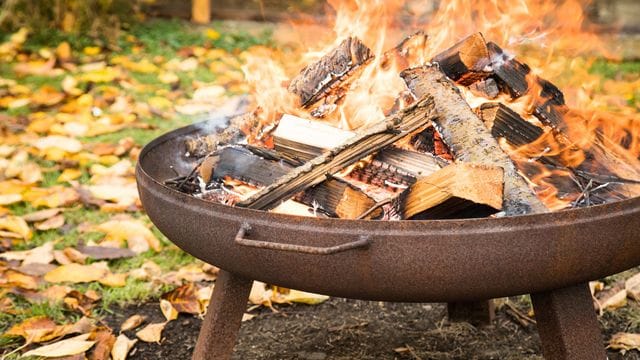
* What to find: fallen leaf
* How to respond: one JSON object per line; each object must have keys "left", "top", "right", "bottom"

{"left": 3, "top": 316, "right": 67, "bottom": 343}
{"left": 120, "top": 315, "right": 145, "bottom": 332}
{"left": 23, "top": 333, "right": 95, "bottom": 357}
{"left": 96, "top": 219, "right": 161, "bottom": 252}
{"left": 609, "top": 332, "right": 640, "bottom": 351}
{"left": 128, "top": 260, "right": 162, "bottom": 280}
{"left": 273, "top": 289, "right": 330, "bottom": 305}
{"left": 58, "top": 168, "right": 83, "bottom": 182}
{"left": 135, "top": 322, "right": 166, "bottom": 343}
{"left": 64, "top": 290, "right": 99, "bottom": 315}
{"left": 35, "top": 214, "right": 65, "bottom": 231}
{"left": 242, "top": 313, "right": 256, "bottom": 322}
{"left": 162, "top": 283, "right": 202, "bottom": 315}
{"left": 159, "top": 299, "right": 179, "bottom": 321}
{"left": 88, "top": 328, "right": 116, "bottom": 360}
{"left": 63, "top": 247, "right": 88, "bottom": 264}
{"left": 32, "top": 135, "right": 83, "bottom": 154}
{"left": 0, "top": 215, "right": 32, "bottom": 240}
{"left": 98, "top": 272, "right": 128, "bottom": 288}
{"left": 77, "top": 245, "right": 135, "bottom": 260}
{"left": 22, "top": 208, "right": 62, "bottom": 222}
{"left": 626, "top": 273, "right": 640, "bottom": 301}
{"left": 596, "top": 281, "right": 627, "bottom": 313}
{"left": 45, "top": 263, "right": 109, "bottom": 283}
{"left": 111, "top": 334, "right": 137, "bottom": 360}
{"left": 6, "top": 269, "right": 40, "bottom": 289}
{"left": 18, "top": 262, "right": 57, "bottom": 276}
{"left": 0, "top": 193, "right": 22, "bottom": 205}
{"left": 23, "top": 186, "right": 79, "bottom": 208}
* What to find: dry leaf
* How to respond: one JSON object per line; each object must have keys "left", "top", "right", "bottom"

{"left": 159, "top": 299, "right": 179, "bottom": 321}
{"left": 162, "top": 283, "right": 202, "bottom": 315}
{"left": 242, "top": 313, "right": 256, "bottom": 322}
{"left": 35, "top": 214, "right": 65, "bottom": 231}
{"left": 0, "top": 193, "right": 22, "bottom": 205}
{"left": 77, "top": 245, "right": 135, "bottom": 260}
{"left": 609, "top": 332, "right": 640, "bottom": 351}
{"left": 273, "top": 289, "right": 330, "bottom": 305}
{"left": 23, "top": 333, "right": 95, "bottom": 358}
{"left": 111, "top": 334, "right": 137, "bottom": 360}
{"left": 0, "top": 241, "right": 54, "bottom": 264}
{"left": 88, "top": 329, "right": 116, "bottom": 360}
{"left": 135, "top": 322, "right": 166, "bottom": 343}
{"left": 596, "top": 282, "right": 627, "bottom": 313}
{"left": 98, "top": 272, "right": 128, "bottom": 287}
{"left": 626, "top": 273, "right": 640, "bottom": 302}
{"left": 22, "top": 208, "right": 62, "bottom": 222}
{"left": 120, "top": 315, "right": 145, "bottom": 332}
{"left": 58, "top": 168, "right": 83, "bottom": 182}
{"left": 4, "top": 316, "right": 67, "bottom": 343}
{"left": 0, "top": 215, "right": 32, "bottom": 240}
{"left": 6, "top": 269, "right": 40, "bottom": 289}
{"left": 32, "top": 135, "right": 83, "bottom": 154}
{"left": 96, "top": 219, "right": 161, "bottom": 252}
{"left": 44, "top": 263, "right": 109, "bottom": 283}
{"left": 128, "top": 260, "right": 162, "bottom": 281}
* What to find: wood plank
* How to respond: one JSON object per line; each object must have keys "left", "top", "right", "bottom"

{"left": 237, "top": 95, "right": 437, "bottom": 211}
{"left": 401, "top": 66, "right": 548, "bottom": 215}
{"left": 432, "top": 33, "right": 491, "bottom": 86}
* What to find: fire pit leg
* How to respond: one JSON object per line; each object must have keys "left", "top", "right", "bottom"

{"left": 531, "top": 283, "right": 606, "bottom": 360}
{"left": 193, "top": 270, "right": 253, "bottom": 360}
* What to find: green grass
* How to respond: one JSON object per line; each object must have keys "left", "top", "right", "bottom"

{"left": 590, "top": 60, "right": 640, "bottom": 79}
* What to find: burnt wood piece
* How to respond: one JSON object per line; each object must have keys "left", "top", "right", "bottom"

{"left": 398, "top": 163, "right": 504, "bottom": 220}
{"left": 295, "top": 178, "right": 380, "bottom": 219}
{"left": 487, "top": 42, "right": 531, "bottom": 98}
{"left": 237, "top": 96, "right": 438, "bottom": 211}
{"left": 348, "top": 160, "right": 417, "bottom": 193}
{"left": 411, "top": 126, "right": 454, "bottom": 161}
{"left": 479, "top": 103, "right": 544, "bottom": 148}
{"left": 273, "top": 114, "right": 355, "bottom": 162}
{"left": 401, "top": 66, "right": 548, "bottom": 215}
{"left": 432, "top": 33, "right": 491, "bottom": 86}
{"left": 374, "top": 147, "right": 447, "bottom": 178}
{"left": 208, "top": 146, "right": 293, "bottom": 187}
{"left": 185, "top": 112, "right": 257, "bottom": 158}
{"left": 288, "top": 37, "right": 374, "bottom": 108}
{"left": 469, "top": 78, "right": 500, "bottom": 99}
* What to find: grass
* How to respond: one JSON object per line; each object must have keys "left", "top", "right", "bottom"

{"left": 590, "top": 59, "right": 640, "bottom": 80}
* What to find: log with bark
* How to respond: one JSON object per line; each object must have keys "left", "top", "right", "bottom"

{"left": 237, "top": 95, "right": 438, "bottom": 211}
{"left": 401, "top": 65, "right": 548, "bottom": 215}
{"left": 398, "top": 163, "right": 504, "bottom": 220}
{"left": 288, "top": 37, "right": 374, "bottom": 109}
{"left": 431, "top": 33, "right": 492, "bottom": 86}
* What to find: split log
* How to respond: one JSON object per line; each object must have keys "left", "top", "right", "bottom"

{"left": 273, "top": 114, "right": 355, "bottom": 162}
{"left": 288, "top": 37, "right": 374, "bottom": 108}
{"left": 205, "top": 146, "right": 293, "bottom": 187}
{"left": 411, "top": 126, "right": 454, "bottom": 160}
{"left": 185, "top": 112, "right": 258, "bottom": 158}
{"left": 401, "top": 65, "right": 548, "bottom": 215}
{"left": 431, "top": 33, "right": 491, "bottom": 86}
{"left": 295, "top": 178, "right": 381, "bottom": 219}
{"left": 374, "top": 147, "right": 447, "bottom": 178}
{"left": 478, "top": 103, "right": 544, "bottom": 148}
{"left": 237, "top": 95, "right": 437, "bottom": 211}
{"left": 487, "top": 42, "right": 531, "bottom": 98}
{"left": 398, "top": 163, "right": 504, "bottom": 220}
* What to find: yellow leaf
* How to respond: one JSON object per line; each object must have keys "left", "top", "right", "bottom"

{"left": 24, "top": 186, "right": 79, "bottom": 208}
{"left": 22, "top": 208, "right": 62, "bottom": 222}
{"left": 32, "top": 135, "right": 83, "bottom": 154}
{"left": 148, "top": 96, "right": 173, "bottom": 110}
{"left": 80, "top": 67, "right": 119, "bottom": 83}
{"left": 56, "top": 42, "right": 72, "bottom": 61}
{"left": 111, "top": 334, "right": 137, "bottom": 360}
{"left": 23, "top": 333, "right": 95, "bottom": 358}
{"left": 0, "top": 241, "right": 54, "bottom": 264}
{"left": 3, "top": 316, "right": 68, "bottom": 343}
{"left": 35, "top": 214, "right": 65, "bottom": 231}
{"left": 44, "top": 263, "right": 109, "bottom": 283}
{"left": 6, "top": 269, "right": 40, "bottom": 289}
{"left": 96, "top": 219, "right": 161, "bottom": 252}
{"left": 274, "top": 289, "right": 329, "bottom": 305}
{"left": 120, "top": 315, "right": 145, "bottom": 332}
{"left": 0, "top": 193, "right": 22, "bottom": 205}
{"left": 98, "top": 272, "right": 128, "bottom": 288}
{"left": 135, "top": 322, "right": 166, "bottom": 343}
{"left": 83, "top": 46, "right": 102, "bottom": 56}
{"left": 0, "top": 215, "right": 32, "bottom": 239}
{"left": 159, "top": 299, "right": 179, "bottom": 321}
{"left": 205, "top": 29, "right": 221, "bottom": 40}
{"left": 58, "top": 168, "right": 82, "bottom": 182}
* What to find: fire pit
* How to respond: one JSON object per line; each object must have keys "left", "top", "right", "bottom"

{"left": 137, "top": 123, "right": 640, "bottom": 359}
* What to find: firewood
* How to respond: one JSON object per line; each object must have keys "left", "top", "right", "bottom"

{"left": 237, "top": 95, "right": 438, "bottom": 211}
{"left": 411, "top": 126, "right": 454, "bottom": 160}
{"left": 288, "top": 37, "right": 374, "bottom": 108}
{"left": 478, "top": 103, "right": 544, "bottom": 148}
{"left": 374, "top": 147, "right": 447, "bottom": 178}
{"left": 401, "top": 65, "right": 548, "bottom": 215}
{"left": 398, "top": 163, "right": 504, "bottom": 220}
{"left": 487, "top": 42, "right": 531, "bottom": 98}
{"left": 206, "top": 146, "right": 293, "bottom": 187}
{"left": 381, "top": 31, "right": 429, "bottom": 70}
{"left": 296, "top": 178, "right": 380, "bottom": 219}
{"left": 431, "top": 33, "right": 491, "bottom": 86}
{"left": 273, "top": 114, "right": 355, "bottom": 162}
{"left": 469, "top": 78, "right": 500, "bottom": 99}
{"left": 185, "top": 112, "right": 258, "bottom": 158}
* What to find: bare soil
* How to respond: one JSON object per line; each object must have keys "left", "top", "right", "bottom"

{"left": 105, "top": 297, "right": 640, "bottom": 359}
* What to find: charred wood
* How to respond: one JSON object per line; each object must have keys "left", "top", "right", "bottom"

{"left": 185, "top": 112, "right": 258, "bottom": 158}
{"left": 411, "top": 126, "right": 454, "bottom": 161}
{"left": 288, "top": 37, "right": 374, "bottom": 108}
{"left": 295, "top": 178, "right": 381, "bottom": 219}
{"left": 487, "top": 42, "right": 531, "bottom": 98}
{"left": 432, "top": 33, "right": 492, "bottom": 86}
{"left": 401, "top": 65, "right": 548, "bottom": 215}
{"left": 469, "top": 78, "right": 500, "bottom": 99}
{"left": 237, "top": 95, "right": 438, "bottom": 211}
{"left": 478, "top": 103, "right": 544, "bottom": 148}
{"left": 374, "top": 147, "right": 447, "bottom": 178}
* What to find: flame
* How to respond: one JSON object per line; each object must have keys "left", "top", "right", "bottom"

{"left": 237, "top": 0, "right": 639, "bottom": 210}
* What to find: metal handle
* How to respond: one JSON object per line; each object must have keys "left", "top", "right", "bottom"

{"left": 234, "top": 223, "right": 371, "bottom": 255}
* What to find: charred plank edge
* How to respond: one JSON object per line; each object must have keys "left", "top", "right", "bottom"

{"left": 375, "top": 147, "right": 447, "bottom": 178}
{"left": 296, "top": 177, "right": 380, "bottom": 219}
{"left": 432, "top": 33, "right": 491, "bottom": 86}
{"left": 288, "top": 37, "right": 374, "bottom": 108}
{"left": 237, "top": 95, "right": 437, "bottom": 211}
{"left": 487, "top": 42, "right": 531, "bottom": 99}
{"left": 401, "top": 65, "right": 548, "bottom": 215}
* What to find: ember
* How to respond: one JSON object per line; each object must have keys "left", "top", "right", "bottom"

{"left": 167, "top": 0, "right": 640, "bottom": 222}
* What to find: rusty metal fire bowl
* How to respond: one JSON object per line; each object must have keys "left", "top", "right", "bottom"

{"left": 137, "top": 122, "right": 640, "bottom": 360}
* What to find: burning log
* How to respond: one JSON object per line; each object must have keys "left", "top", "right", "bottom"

{"left": 288, "top": 37, "right": 374, "bottom": 109}
{"left": 374, "top": 147, "right": 447, "bottom": 178}
{"left": 401, "top": 65, "right": 548, "bottom": 215}
{"left": 398, "top": 163, "right": 504, "bottom": 220}
{"left": 411, "top": 126, "right": 454, "bottom": 161}
{"left": 431, "top": 33, "right": 492, "bottom": 86}
{"left": 469, "top": 78, "right": 500, "bottom": 99}
{"left": 273, "top": 114, "right": 355, "bottom": 162}
{"left": 487, "top": 42, "right": 531, "bottom": 98}
{"left": 237, "top": 95, "right": 437, "bottom": 211}
{"left": 381, "top": 31, "right": 429, "bottom": 70}
{"left": 185, "top": 112, "right": 258, "bottom": 158}
{"left": 478, "top": 103, "right": 544, "bottom": 148}
{"left": 296, "top": 178, "right": 381, "bottom": 219}
{"left": 205, "top": 146, "right": 293, "bottom": 187}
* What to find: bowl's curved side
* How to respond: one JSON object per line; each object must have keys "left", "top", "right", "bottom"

{"left": 136, "top": 123, "right": 640, "bottom": 302}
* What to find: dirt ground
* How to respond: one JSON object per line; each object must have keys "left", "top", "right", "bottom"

{"left": 105, "top": 297, "right": 640, "bottom": 360}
